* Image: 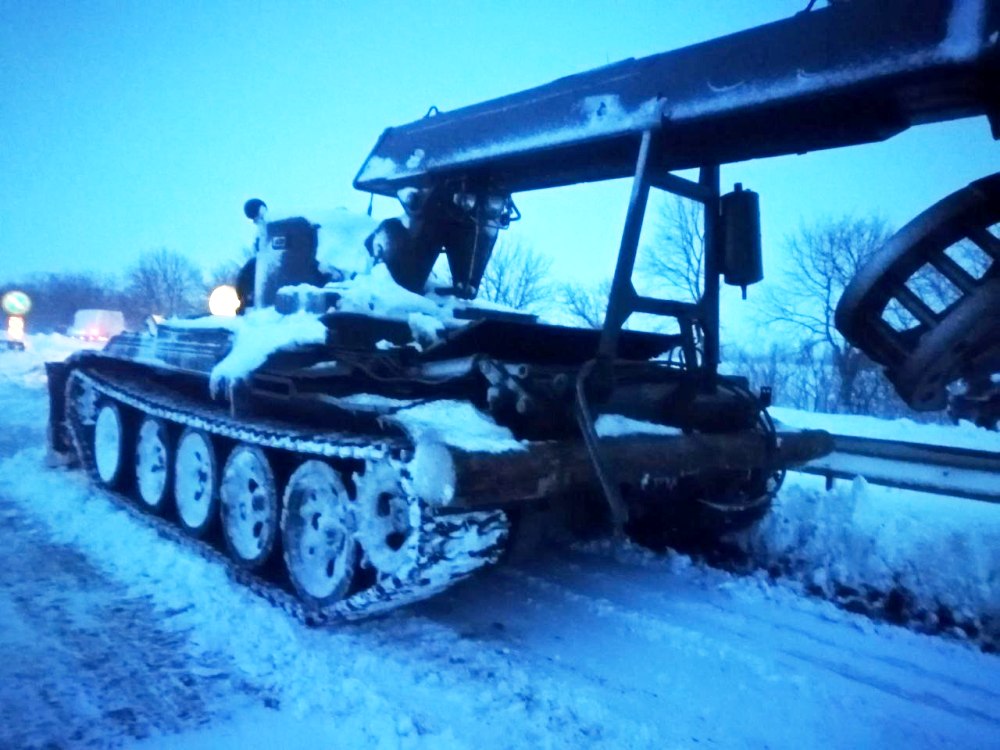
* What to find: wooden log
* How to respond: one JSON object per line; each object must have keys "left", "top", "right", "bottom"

{"left": 438, "top": 429, "right": 833, "bottom": 510}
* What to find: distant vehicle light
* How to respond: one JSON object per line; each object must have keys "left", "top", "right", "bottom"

{"left": 69, "top": 309, "right": 126, "bottom": 342}
{"left": 209, "top": 285, "right": 240, "bottom": 317}
{"left": 2, "top": 291, "right": 31, "bottom": 316}
{"left": 7, "top": 315, "right": 25, "bottom": 342}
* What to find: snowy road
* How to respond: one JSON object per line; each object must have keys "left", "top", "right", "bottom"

{"left": 0, "top": 372, "right": 998, "bottom": 749}
{"left": 416, "top": 551, "right": 1000, "bottom": 748}
{"left": 0, "top": 495, "right": 260, "bottom": 749}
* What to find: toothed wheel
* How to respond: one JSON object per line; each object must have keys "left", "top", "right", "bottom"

{"left": 281, "top": 460, "right": 358, "bottom": 605}
{"left": 220, "top": 445, "right": 279, "bottom": 569}
{"left": 135, "top": 416, "right": 172, "bottom": 512}
{"left": 93, "top": 401, "right": 128, "bottom": 489}
{"left": 174, "top": 428, "right": 218, "bottom": 537}
{"left": 353, "top": 459, "right": 422, "bottom": 579}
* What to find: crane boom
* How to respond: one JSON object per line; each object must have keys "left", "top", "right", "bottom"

{"left": 355, "top": 0, "right": 998, "bottom": 196}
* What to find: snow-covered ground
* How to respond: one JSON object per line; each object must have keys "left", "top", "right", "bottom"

{"left": 0, "top": 332, "right": 101, "bottom": 389}
{"left": 0, "top": 335, "right": 998, "bottom": 748}
{"left": 734, "top": 473, "right": 1000, "bottom": 638}
{"left": 756, "top": 406, "right": 1000, "bottom": 639}
{"left": 2, "top": 442, "right": 998, "bottom": 749}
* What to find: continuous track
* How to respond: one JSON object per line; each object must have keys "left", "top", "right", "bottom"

{"left": 62, "top": 368, "right": 509, "bottom": 625}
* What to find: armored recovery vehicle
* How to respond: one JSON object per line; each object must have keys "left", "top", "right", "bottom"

{"left": 47, "top": 0, "right": 998, "bottom": 621}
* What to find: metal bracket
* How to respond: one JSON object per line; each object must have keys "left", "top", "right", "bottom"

{"left": 583, "top": 131, "right": 726, "bottom": 539}
{"left": 574, "top": 360, "right": 629, "bottom": 541}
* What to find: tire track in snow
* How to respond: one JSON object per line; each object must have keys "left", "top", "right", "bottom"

{"left": 537, "top": 555, "right": 1000, "bottom": 731}
{"left": 545, "top": 547, "right": 1000, "bottom": 706}
{"left": 412, "top": 549, "right": 1000, "bottom": 750}
{"left": 0, "top": 495, "right": 255, "bottom": 749}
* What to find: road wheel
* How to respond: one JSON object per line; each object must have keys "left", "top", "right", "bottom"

{"left": 174, "top": 428, "right": 218, "bottom": 537}
{"left": 93, "top": 401, "right": 128, "bottom": 489}
{"left": 353, "top": 459, "right": 421, "bottom": 579}
{"left": 135, "top": 416, "right": 172, "bottom": 513}
{"left": 220, "top": 445, "right": 279, "bottom": 569}
{"left": 281, "top": 460, "right": 358, "bottom": 605}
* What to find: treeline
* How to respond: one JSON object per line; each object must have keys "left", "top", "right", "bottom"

{"left": 2, "top": 249, "right": 243, "bottom": 332}
{"left": 722, "top": 343, "right": 915, "bottom": 419}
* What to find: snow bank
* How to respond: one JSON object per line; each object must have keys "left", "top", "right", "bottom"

{"left": 734, "top": 473, "right": 1000, "bottom": 624}
{"left": 0, "top": 334, "right": 97, "bottom": 389}
{"left": 769, "top": 406, "right": 1000, "bottom": 452}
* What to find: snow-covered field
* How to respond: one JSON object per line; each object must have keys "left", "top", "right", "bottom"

{"left": 0, "top": 335, "right": 998, "bottom": 749}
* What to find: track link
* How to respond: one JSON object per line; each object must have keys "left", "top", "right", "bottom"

{"left": 62, "top": 368, "right": 509, "bottom": 625}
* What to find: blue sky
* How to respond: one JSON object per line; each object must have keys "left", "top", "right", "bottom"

{"left": 2, "top": 0, "right": 997, "bottom": 305}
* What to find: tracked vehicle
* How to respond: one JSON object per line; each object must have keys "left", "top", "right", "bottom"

{"left": 47, "top": 0, "right": 998, "bottom": 621}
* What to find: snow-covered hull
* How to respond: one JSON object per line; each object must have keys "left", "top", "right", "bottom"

{"left": 44, "top": 309, "right": 831, "bottom": 619}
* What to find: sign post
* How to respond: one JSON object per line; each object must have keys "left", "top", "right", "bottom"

{"left": 2, "top": 291, "right": 31, "bottom": 351}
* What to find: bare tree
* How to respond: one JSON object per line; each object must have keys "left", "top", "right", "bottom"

{"left": 126, "top": 248, "right": 205, "bottom": 318}
{"left": 559, "top": 279, "right": 611, "bottom": 328}
{"left": 764, "top": 215, "right": 894, "bottom": 413}
{"left": 641, "top": 197, "right": 704, "bottom": 301}
{"left": 478, "top": 237, "right": 553, "bottom": 312}
{"left": 724, "top": 341, "right": 917, "bottom": 418}
{"left": 4, "top": 273, "right": 124, "bottom": 332}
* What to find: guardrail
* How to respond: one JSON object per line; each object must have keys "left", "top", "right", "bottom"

{"left": 794, "top": 434, "right": 1000, "bottom": 504}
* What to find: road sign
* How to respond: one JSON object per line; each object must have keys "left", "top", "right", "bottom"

{"left": 1, "top": 291, "right": 31, "bottom": 316}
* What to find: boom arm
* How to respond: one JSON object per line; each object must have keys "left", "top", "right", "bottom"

{"left": 355, "top": 0, "right": 998, "bottom": 196}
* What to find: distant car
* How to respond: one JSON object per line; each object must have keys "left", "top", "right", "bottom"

{"left": 68, "top": 309, "right": 126, "bottom": 342}
{"left": 1, "top": 335, "right": 25, "bottom": 351}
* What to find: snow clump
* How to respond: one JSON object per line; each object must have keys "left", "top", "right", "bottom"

{"left": 733, "top": 473, "right": 1000, "bottom": 620}
{"left": 206, "top": 308, "right": 328, "bottom": 397}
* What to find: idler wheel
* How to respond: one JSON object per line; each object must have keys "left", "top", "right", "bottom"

{"left": 135, "top": 416, "right": 172, "bottom": 513}
{"left": 220, "top": 445, "right": 279, "bottom": 569}
{"left": 174, "top": 428, "right": 218, "bottom": 537}
{"left": 93, "top": 401, "right": 128, "bottom": 489}
{"left": 281, "top": 460, "right": 358, "bottom": 604}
